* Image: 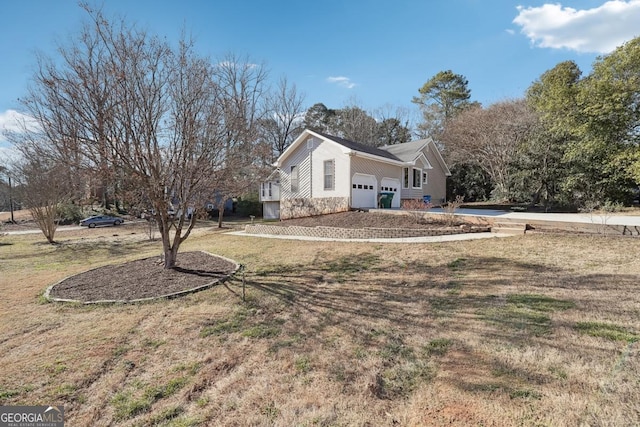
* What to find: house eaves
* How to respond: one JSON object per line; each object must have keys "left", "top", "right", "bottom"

{"left": 275, "top": 129, "right": 406, "bottom": 167}
{"left": 312, "top": 131, "right": 409, "bottom": 166}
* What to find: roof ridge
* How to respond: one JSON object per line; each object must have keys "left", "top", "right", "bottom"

{"left": 313, "top": 131, "right": 402, "bottom": 162}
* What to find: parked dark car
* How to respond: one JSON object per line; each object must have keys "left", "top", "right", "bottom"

{"left": 80, "top": 215, "right": 124, "bottom": 228}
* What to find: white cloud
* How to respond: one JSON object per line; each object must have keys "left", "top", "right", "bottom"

{"left": 0, "top": 109, "right": 39, "bottom": 144}
{"left": 0, "top": 145, "right": 21, "bottom": 165}
{"left": 513, "top": 0, "right": 640, "bottom": 53}
{"left": 326, "top": 76, "right": 357, "bottom": 89}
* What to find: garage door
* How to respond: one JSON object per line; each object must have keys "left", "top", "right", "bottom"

{"left": 352, "top": 174, "right": 377, "bottom": 208}
{"left": 380, "top": 177, "right": 401, "bottom": 208}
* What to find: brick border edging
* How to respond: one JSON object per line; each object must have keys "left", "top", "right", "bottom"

{"left": 244, "top": 224, "right": 490, "bottom": 239}
{"left": 43, "top": 251, "right": 241, "bottom": 305}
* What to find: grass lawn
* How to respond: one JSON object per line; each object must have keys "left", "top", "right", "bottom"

{"left": 1, "top": 226, "right": 639, "bottom": 426}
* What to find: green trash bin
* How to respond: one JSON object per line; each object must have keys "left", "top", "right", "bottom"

{"left": 379, "top": 192, "right": 394, "bottom": 209}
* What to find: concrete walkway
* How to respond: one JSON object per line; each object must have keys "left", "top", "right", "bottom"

{"left": 425, "top": 208, "right": 640, "bottom": 226}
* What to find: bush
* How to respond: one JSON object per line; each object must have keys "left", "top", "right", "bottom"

{"left": 57, "top": 203, "right": 84, "bottom": 225}
{"left": 236, "top": 194, "right": 262, "bottom": 217}
{"left": 401, "top": 199, "right": 433, "bottom": 224}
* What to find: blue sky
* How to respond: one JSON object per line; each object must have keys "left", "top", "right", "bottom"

{"left": 1, "top": 0, "right": 640, "bottom": 152}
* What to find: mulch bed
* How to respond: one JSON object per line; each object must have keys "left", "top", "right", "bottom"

{"left": 273, "top": 211, "right": 464, "bottom": 229}
{"left": 46, "top": 251, "right": 239, "bottom": 303}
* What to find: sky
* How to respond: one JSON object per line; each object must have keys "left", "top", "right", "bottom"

{"left": 1, "top": 0, "right": 640, "bottom": 154}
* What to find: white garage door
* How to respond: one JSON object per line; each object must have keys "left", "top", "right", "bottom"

{"left": 352, "top": 173, "right": 377, "bottom": 208}
{"left": 380, "top": 177, "right": 401, "bottom": 208}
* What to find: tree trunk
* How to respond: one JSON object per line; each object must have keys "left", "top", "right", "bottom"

{"left": 164, "top": 247, "right": 178, "bottom": 269}
{"left": 217, "top": 202, "right": 225, "bottom": 228}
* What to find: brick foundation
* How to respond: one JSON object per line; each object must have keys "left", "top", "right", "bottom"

{"left": 279, "top": 197, "right": 350, "bottom": 220}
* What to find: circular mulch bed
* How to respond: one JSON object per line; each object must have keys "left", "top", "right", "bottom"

{"left": 45, "top": 251, "right": 240, "bottom": 304}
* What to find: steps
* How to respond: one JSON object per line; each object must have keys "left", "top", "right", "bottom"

{"left": 491, "top": 222, "right": 529, "bottom": 235}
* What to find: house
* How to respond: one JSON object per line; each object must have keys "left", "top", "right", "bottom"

{"left": 260, "top": 129, "right": 451, "bottom": 220}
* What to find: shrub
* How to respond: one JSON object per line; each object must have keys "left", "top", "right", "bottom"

{"left": 236, "top": 194, "right": 262, "bottom": 217}
{"left": 401, "top": 198, "right": 432, "bottom": 224}
{"left": 57, "top": 202, "right": 84, "bottom": 225}
{"left": 442, "top": 195, "right": 464, "bottom": 226}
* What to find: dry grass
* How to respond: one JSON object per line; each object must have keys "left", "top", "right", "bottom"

{"left": 1, "top": 226, "right": 639, "bottom": 426}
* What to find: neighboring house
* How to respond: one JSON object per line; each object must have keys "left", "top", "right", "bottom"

{"left": 259, "top": 129, "right": 450, "bottom": 220}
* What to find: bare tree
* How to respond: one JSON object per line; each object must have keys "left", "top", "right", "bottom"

{"left": 336, "top": 103, "right": 379, "bottom": 144}
{"left": 372, "top": 104, "right": 413, "bottom": 146}
{"left": 260, "top": 76, "right": 306, "bottom": 159}
{"left": 209, "top": 54, "right": 271, "bottom": 227}
{"left": 14, "top": 157, "right": 71, "bottom": 244}
{"left": 14, "top": 6, "right": 252, "bottom": 268}
{"left": 442, "top": 99, "right": 538, "bottom": 201}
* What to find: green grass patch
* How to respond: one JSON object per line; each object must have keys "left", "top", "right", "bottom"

{"left": 241, "top": 324, "right": 281, "bottom": 339}
{"left": 147, "top": 405, "right": 184, "bottom": 426}
{"left": 378, "top": 360, "right": 434, "bottom": 399}
{"left": 430, "top": 297, "right": 458, "bottom": 314}
{"left": 112, "top": 390, "right": 152, "bottom": 421}
{"left": 160, "top": 416, "right": 203, "bottom": 427}
{"left": 254, "top": 264, "right": 304, "bottom": 277}
{"left": 507, "top": 294, "right": 575, "bottom": 312}
{"left": 200, "top": 309, "right": 248, "bottom": 337}
{"left": 509, "top": 388, "right": 542, "bottom": 400}
{"left": 0, "top": 384, "right": 35, "bottom": 400}
{"left": 447, "top": 257, "right": 467, "bottom": 270}
{"left": 323, "top": 253, "right": 380, "bottom": 277}
{"left": 111, "top": 377, "right": 189, "bottom": 421}
{"left": 378, "top": 341, "right": 414, "bottom": 362}
{"left": 423, "top": 338, "right": 453, "bottom": 356}
{"left": 481, "top": 306, "right": 552, "bottom": 336}
{"left": 261, "top": 401, "right": 280, "bottom": 422}
{"left": 294, "top": 355, "right": 312, "bottom": 374}
{"left": 576, "top": 322, "right": 639, "bottom": 342}
{"left": 0, "top": 388, "right": 20, "bottom": 400}
{"left": 142, "top": 338, "right": 166, "bottom": 349}
{"left": 481, "top": 293, "right": 575, "bottom": 337}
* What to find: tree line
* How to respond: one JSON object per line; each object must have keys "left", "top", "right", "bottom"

{"left": 415, "top": 40, "right": 640, "bottom": 210}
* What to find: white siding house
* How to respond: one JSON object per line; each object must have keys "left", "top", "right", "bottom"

{"left": 261, "top": 129, "right": 450, "bottom": 219}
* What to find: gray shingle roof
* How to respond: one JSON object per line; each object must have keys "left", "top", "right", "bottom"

{"left": 380, "top": 139, "right": 429, "bottom": 162}
{"left": 314, "top": 131, "right": 402, "bottom": 162}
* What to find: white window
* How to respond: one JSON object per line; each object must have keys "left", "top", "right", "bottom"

{"left": 403, "top": 168, "right": 410, "bottom": 189}
{"left": 324, "top": 160, "right": 335, "bottom": 190}
{"left": 268, "top": 182, "right": 272, "bottom": 197}
{"left": 290, "top": 165, "right": 299, "bottom": 192}
{"left": 422, "top": 172, "right": 428, "bottom": 185}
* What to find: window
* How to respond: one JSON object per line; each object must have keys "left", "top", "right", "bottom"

{"left": 404, "top": 167, "right": 422, "bottom": 189}
{"left": 261, "top": 183, "right": 265, "bottom": 197}
{"left": 290, "top": 165, "right": 299, "bottom": 192}
{"left": 268, "top": 182, "right": 272, "bottom": 197}
{"left": 412, "top": 168, "right": 422, "bottom": 188}
{"left": 422, "top": 172, "right": 428, "bottom": 185}
{"left": 324, "top": 160, "right": 335, "bottom": 190}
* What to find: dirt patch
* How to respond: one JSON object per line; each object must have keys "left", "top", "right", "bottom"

{"left": 47, "top": 251, "right": 239, "bottom": 303}
{"left": 272, "top": 211, "right": 465, "bottom": 228}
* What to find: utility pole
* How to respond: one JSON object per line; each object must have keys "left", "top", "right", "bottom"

{"left": 8, "top": 174, "right": 15, "bottom": 223}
